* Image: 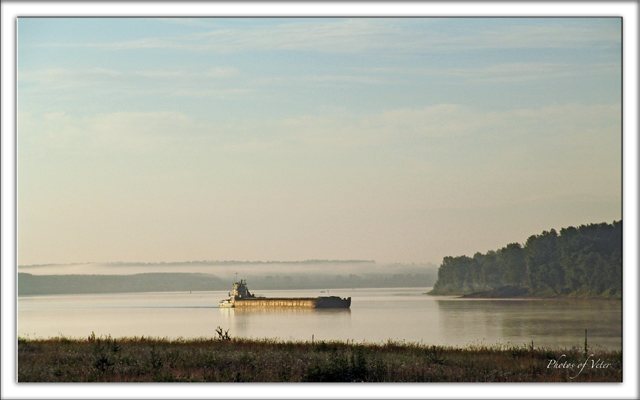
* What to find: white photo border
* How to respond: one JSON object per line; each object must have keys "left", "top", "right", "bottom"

{"left": 1, "top": 1, "right": 637, "bottom": 399}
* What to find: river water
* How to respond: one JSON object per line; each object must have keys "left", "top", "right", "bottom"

{"left": 17, "top": 287, "right": 622, "bottom": 350}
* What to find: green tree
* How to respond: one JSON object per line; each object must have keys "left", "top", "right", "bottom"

{"left": 498, "top": 243, "right": 527, "bottom": 287}
{"left": 524, "top": 229, "right": 565, "bottom": 294}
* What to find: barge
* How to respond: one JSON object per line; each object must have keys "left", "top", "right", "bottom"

{"left": 219, "top": 279, "right": 351, "bottom": 309}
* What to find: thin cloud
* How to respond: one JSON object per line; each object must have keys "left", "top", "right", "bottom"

{"left": 20, "top": 67, "right": 238, "bottom": 82}
{"left": 18, "top": 103, "right": 620, "bottom": 160}
{"left": 202, "top": 102, "right": 621, "bottom": 154}
{"left": 29, "top": 19, "right": 620, "bottom": 54}
{"left": 19, "top": 66, "right": 245, "bottom": 99}
{"left": 442, "top": 62, "right": 620, "bottom": 83}
{"left": 299, "top": 74, "right": 391, "bottom": 85}
{"left": 348, "top": 62, "right": 620, "bottom": 84}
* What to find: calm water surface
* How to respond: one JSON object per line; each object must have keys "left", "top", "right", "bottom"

{"left": 18, "top": 287, "right": 622, "bottom": 350}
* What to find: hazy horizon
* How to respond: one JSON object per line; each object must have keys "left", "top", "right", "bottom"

{"left": 17, "top": 18, "right": 621, "bottom": 266}
{"left": 16, "top": 259, "right": 437, "bottom": 277}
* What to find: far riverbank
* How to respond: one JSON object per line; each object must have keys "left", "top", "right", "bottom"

{"left": 426, "top": 285, "right": 622, "bottom": 300}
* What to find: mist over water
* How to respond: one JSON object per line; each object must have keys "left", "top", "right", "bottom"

{"left": 17, "top": 261, "right": 435, "bottom": 277}
{"left": 18, "top": 288, "right": 621, "bottom": 350}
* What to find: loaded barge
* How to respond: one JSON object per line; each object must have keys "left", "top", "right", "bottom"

{"left": 219, "top": 279, "right": 351, "bottom": 309}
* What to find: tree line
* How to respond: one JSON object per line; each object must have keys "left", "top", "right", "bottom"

{"left": 429, "top": 221, "right": 622, "bottom": 299}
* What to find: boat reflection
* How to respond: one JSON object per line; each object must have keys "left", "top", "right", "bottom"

{"left": 219, "top": 307, "right": 351, "bottom": 315}
{"left": 219, "top": 307, "right": 351, "bottom": 340}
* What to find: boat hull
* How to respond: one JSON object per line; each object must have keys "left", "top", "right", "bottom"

{"left": 220, "top": 296, "right": 351, "bottom": 309}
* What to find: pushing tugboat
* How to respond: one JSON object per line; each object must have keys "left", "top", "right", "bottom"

{"left": 219, "top": 279, "right": 351, "bottom": 309}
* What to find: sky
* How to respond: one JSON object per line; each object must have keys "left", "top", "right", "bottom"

{"left": 17, "top": 17, "right": 622, "bottom": 265}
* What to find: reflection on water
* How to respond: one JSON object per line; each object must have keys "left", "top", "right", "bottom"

{"left": 17, "top": 288, "right": 621, "bottom": 349}
{"left": 220, "top": 307, "right": 352, "bottom": 315}
{"left": 436, "top": 299, "right": 621, "bottom": 349}
{"left": 220, "top": 308, "right": 352, "bottom": 341}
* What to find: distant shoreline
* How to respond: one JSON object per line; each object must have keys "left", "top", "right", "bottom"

{"left": 18, "top": 272, "right": 436, "bottom": 296}
{"left": 425, "top": 285, "right": 622, "bottom": 300}
{"left": 18, "top": 260, "right": 378, "bottom": 268}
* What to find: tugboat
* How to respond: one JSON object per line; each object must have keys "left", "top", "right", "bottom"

{"left": 219, "top": 279, "right": 351, "bottom": 309}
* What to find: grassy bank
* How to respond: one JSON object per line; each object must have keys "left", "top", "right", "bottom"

{"left": 18, "top": 334, "right": 621, "bottom": 382}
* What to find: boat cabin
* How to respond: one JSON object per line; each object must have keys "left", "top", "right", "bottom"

{"left": 231, "top": 279, "right": 255, "bottom": 299}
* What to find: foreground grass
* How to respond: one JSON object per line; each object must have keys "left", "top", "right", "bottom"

{"left": 18, "top": 334, "right": 621, "bottom": 382}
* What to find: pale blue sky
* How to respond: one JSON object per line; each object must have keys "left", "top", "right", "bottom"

{"left": 17, "top": 18, "right": 621, "bottom": 264}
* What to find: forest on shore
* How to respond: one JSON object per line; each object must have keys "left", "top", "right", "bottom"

{"left": 428, "top": 221, "right": 622, "bottom": 299}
